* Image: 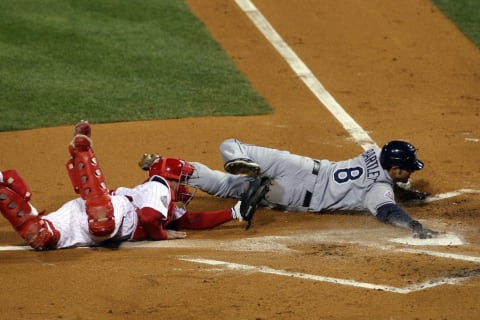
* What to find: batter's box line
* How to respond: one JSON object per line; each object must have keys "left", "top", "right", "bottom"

{"left": 178, "top": 256, "right": 475, "bottom": 294}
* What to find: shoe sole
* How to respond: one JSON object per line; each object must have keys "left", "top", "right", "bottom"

{"left": 225, "top": 160, "right": 261, "bottom": 177}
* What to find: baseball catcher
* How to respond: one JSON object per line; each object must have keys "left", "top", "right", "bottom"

{"left": 0, "top": 122, "right": 244, "bottom": 250}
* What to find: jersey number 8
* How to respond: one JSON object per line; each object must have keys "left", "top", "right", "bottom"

{"left": 333, "top": 167, "right": 364, "bottom": 183}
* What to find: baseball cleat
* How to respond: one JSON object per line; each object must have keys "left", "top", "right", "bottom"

{"left": 224, "top": 158, "right": 261, "bottom": 177}
{"left": 73, "top": 120, "right": 91, "bottom": 137}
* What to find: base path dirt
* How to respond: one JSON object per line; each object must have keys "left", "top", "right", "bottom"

{"left": 1, "top": 0, "right": 479, "bottom": 319}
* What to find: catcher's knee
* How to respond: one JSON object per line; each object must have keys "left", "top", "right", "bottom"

{"left": 0, "top": 186, "right": 59, "bottom": 250}
{"left": 85, "top": 195, "right": 115, "bottom": 238}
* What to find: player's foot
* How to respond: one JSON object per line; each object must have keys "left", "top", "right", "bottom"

{"left": 224, "top": 159, "right": 261, "bottom": 177}
{"left": 73, "top": 120, "right": 91, "bottom": 137}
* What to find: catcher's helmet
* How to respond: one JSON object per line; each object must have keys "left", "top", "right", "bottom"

{"left": 379, "top": 140, "right": 424, "bottom": 171}
{"left": 149, "top": 157, "right": 196, "bottom": 206}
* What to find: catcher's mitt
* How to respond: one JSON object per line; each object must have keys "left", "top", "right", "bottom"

{"left": 240, "top": 176, "right": 271, "bottom": 230}
{"left": 138, "top": 153, "right": 161, "bottom": 171}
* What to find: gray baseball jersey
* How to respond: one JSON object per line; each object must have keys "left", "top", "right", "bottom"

{"left": 219, "top": 138, "right": 396, "bottom": 217}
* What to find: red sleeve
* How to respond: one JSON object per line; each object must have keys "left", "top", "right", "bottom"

{"left": 137, "top": 207, "right": 168, "bottom": 240}
{"left": 172, "top": 208, "right": 233, "bottom": 230}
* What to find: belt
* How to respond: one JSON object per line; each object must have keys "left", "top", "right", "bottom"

{"left": 302, "top": 160, "right": 320, "bottom": 207}
{"left": 312, "top": 159, "right": 320, "bottom": 175}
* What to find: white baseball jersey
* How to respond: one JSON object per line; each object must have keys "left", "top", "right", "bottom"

{"left": 42, "top": 177, "right": 182, "bottom": 249}
{"left": 42, "top": 195, "right": 136, "bottom": 249}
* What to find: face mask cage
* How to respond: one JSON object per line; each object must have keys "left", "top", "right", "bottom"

{"left": 174, "top": 161, "right": 197, "bottom": 208}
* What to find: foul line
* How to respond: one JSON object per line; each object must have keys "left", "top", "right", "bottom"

{"left": 235, "top": 0, "right": 377, "bottom": 150}
{"left": 179, "top": 257, "right": 470, "bottom": 294}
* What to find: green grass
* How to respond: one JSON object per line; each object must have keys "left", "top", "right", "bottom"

{"left": 0, "top": 1, "right": 478, "bottom": 132}
{"left": 432, "top": 0, "right": 480, "bottom": 47}
{"left": 0, "top": 0, "right": 271, "bottom": 131}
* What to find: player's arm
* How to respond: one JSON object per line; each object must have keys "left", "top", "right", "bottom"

{"left": 137, "top": 207, "right": 186, "bottom": 240}
{"left": 169, "top": 207, "right": 237, "bottom": 230}
{"left": 376, "top": 203, "right": 437, "bottom": 239}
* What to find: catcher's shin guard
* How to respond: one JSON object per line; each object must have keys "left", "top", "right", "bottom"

{"left": 0, "top": 169, "right": 32, "bottom": 201}
{"left": 0, "top": 186, "right": 59, "bottom": 250}
{"left": 67, "top": 137, "right": 115, "bottom": 237}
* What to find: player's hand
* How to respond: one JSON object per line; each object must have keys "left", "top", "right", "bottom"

{"left": 414, "top": 227, "right": 439, "bottom": 239}
{"left": 394, "top": 184, "right": 430, "bottom": 201}
{"left": 166, "top": 230, "right": 187, "bottom": 240}
{"left": 231, "top": 201, "right": 243, "bottom": 221}
{"left": 410, "top": 220, "right": 439, "bottom": 239}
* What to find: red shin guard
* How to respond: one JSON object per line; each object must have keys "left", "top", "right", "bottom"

{"left": 0, "top": 186, "right": 59, "bottom": 250}
{"left": 85, "top": 195, "right": 115, "bottom": 237}
{"left": 67, "top": 139, "right": 115, "bottom": 237}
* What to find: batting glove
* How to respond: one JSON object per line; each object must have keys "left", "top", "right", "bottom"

{"left": 231, "top": 201, "right": 243, "bottom": 221}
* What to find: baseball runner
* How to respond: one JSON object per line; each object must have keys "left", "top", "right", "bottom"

{"left": 0, "top": 122, "right": 243, "bottom": 250}
{"left": 218, "top": 138, "right": 438, "bottom": 239}
{"left": 138, "top": 138, "right": 434, "bottom": 237}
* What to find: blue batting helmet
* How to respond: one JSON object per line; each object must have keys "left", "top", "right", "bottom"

{"left": 380, "top": 140, "right": 424, "bottom": 171}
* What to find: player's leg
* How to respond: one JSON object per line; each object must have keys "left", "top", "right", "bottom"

{"left": 66, "top": 121, "right": 115, "bottom": 238}
{"left": 0, "top": 169, "right": 32, "bottom": 201}
{"left": 220, "top": 138, "right": 317, "bottom": 211}
{"left": 188, "top": 161, "right": 252, "bottom": 198}
{"left": 0, "top": 178, "right": 59, "bottom": 250}
{"left": 219, "top": 138, "right": 262, "bottom": 177}
{"left": 220, "top": 138, "right": 307, "bottom": 178}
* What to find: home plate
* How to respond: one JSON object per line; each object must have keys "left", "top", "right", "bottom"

{"left": 389, "top": 233, "right": 464, "bottom": 246}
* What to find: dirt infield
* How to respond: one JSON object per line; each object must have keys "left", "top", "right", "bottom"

{"left": 1, "top": 0, "right": 479, "bottom": 319}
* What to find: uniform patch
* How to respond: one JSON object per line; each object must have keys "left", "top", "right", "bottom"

{"left": 384, "top": 190, "right": 394, "bottom": 201}
{"left": 160, "top": 195, "right": 169, "bottom": 208}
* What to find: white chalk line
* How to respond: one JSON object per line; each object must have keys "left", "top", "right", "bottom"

{"left": 235, "top": 0, "right": 377, "bottom": 151}
{"left": 178, "top": 256, "right": 470, "bottom": 294}
{"left": 423, "top": 188, "right": 480, "bottom": 203}
{"left": 2, "top": 229, "right": 480, "bottom": 293}
{"left": 2, "top": 229, "right": 479, "bottom": 264}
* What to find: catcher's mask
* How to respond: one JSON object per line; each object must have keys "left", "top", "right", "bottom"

{"left": 380, "top": 140, "right": 424, "bottom": 171}
{"left": 149, "top": 157, "right": 196, "bottom": 207}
